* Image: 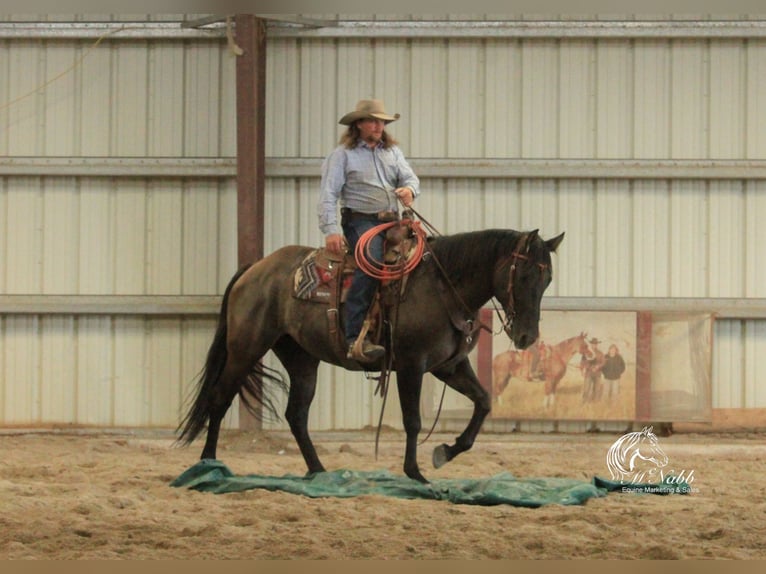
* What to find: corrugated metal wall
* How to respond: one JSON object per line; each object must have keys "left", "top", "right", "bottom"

{"left": 2, "top": 15, "right": 766, "bottom": 434}
{"left": 0, "top": 15, "right": 239, "bottom": 428}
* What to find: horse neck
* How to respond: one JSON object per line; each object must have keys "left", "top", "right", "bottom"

{"left": 430, "top": 231, "right": 518, "bottom": 311}
{"left": 554, "top": 336, "right": 584, "bottom": 361}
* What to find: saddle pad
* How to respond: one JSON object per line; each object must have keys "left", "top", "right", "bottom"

{"left": 293, "top": 249, "right": 352, "bottom": 303}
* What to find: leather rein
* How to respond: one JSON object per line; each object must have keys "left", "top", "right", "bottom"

{"left": 423, "top": 228, "right": 546, "bottom": 343}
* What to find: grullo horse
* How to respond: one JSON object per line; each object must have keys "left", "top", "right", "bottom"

{"left": 178, "top": 228, "right": 564, "bottom": 483}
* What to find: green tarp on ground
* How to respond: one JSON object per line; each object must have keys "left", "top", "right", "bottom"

{"left": 170, "top": 460, "right": 691, "bottom": 507}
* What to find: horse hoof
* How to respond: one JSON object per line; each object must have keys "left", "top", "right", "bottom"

{"left": 405, "top": 469, "right": 429, "bottom": 484}
{"left": 432, "top": 443, "right": 450, "bottom": 469}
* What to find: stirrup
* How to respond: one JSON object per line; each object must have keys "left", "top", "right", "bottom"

{"left": 347, "top": 340, "right": 385, "bottom": 363}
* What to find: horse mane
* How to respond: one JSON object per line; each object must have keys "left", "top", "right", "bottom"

{"left": 556, "top": 332, "right": 584, "bottom": 347}
{"left": 606, "top": 431, "right": 643, "bottom": 477}
{"left": 427, "top": 229, "right": 524, "bottom": 283}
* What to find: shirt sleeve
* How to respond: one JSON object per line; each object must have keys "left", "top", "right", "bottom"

{"left": 393, "top": 147, "right": 420, "bottom": 197}
{"left": 317, "top": 147, "right": 346, "bottom": 236}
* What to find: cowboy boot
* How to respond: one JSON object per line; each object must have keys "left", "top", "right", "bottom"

{"left": 347, "top": 338, "right": 385, "bottom": 363}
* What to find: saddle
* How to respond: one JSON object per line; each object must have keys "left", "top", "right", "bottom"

{"left": 292, "top": 222, "right": 421, "bottom": 361}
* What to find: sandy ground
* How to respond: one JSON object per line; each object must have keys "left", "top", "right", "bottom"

{"left": 1, "top": 427, "right": 765, "bottom": 560}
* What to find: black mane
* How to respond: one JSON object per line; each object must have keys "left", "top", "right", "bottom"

{"left": 427, "top": 229, "right": 524, "bottom": 283}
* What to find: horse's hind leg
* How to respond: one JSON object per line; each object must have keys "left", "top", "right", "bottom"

{"left": 430, "top": 357, "right": 490, "bottom": 469}
{"left": 272, "top": 336, "right": 325, "bottom": 475}
{"left": 200, "top": 357, "right": 251, "bottom": 460}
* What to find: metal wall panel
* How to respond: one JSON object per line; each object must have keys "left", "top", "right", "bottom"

{"left": 3, "top": 17, "right": 766, "bottom": 434}
{"left": 1, "top": 314, "right": 219, "bottom": 426}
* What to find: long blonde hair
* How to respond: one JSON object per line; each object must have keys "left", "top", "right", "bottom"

{"left": 339, "top": 122, "right": 398, "bottom": 149}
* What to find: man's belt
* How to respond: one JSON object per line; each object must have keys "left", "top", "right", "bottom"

{"left": 341, "top": 208, "right": 399, "bottom": 223}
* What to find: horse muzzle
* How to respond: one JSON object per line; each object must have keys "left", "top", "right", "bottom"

{"left": 505, "top": 321, "right": 538, "bottom": 350}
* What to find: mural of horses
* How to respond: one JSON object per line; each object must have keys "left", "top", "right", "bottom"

{"left": 177, "top": 228, "right": 564, "bottom": 483}
{"left": 606, "top": 426, "right": 669, "bottom": 483}
{"left": 492, "top": 332, "right": 592, "bottom": 410}
{"left": 491, "top": 338, "right": 547, "bottom": 395}
{"left": 540, "top": 332, "right": 592, "bottom": 409}
{"left": 581, "top": 341, "right": 606, "bottom": 403}
{"left": 491, "top": 346, "right": 536, "bottom": 399}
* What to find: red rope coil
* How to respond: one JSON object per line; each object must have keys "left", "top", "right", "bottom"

{"left": 354, "top": 219, "right": 427, "bottom": 280}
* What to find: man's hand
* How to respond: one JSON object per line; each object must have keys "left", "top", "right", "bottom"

{"left": 394, "top": 187, "right": 415, "bottom": 207}
{"left": 325, "top": 233, "right": 345, "bottom": 255}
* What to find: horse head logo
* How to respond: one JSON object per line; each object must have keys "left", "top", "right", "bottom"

{"left": 606, "top": 426, "right": 669, "bottom": 483}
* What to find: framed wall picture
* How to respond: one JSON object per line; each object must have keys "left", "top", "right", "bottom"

{"left": 475, "top": 309, "right": 713, "bottom": 423}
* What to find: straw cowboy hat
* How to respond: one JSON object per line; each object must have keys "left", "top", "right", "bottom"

{"left": 339, "top": 99, "right": 400, "bottom": 125}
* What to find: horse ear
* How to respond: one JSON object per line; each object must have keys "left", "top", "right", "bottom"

{"left": 545, "top": 232, "right": 565, "bottom": 253}
{"left": 524, "top": 229, "right": 540, "bottom": 252}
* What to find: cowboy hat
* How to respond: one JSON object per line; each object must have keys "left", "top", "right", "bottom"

{"left": 339, "top": 99, "right": 400, "bottom": 125}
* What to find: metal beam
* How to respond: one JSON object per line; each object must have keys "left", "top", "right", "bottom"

{"left": 266, "top": 19, "right": 766, "bottom": 39}
{"left": 0, "top": 22, "right": 227, "bottom": 40}
{"left": 1, "top": 295, "right": 764, "bottom": 319}
{"left": 7, "top": 157, "right": 766, "bottom": 180}
{"left": 266, "top": 158, "right": 766, "bottom": 180}
{"left": 235, "top": 14, "right": 267, "bottom": 267}
{"left": 0, "top": 157, "right": 235, "bottom": 177}
{"left": 234, "top": 14, "right": 267, "bottom": 431}
{"left": 542, "top": 297, "right": 766, "bottom": 319}
{"left": 0, "top": 295, "right": 220, "bottom": 315}
{"left": 256, "top": 14, "right": 335, "bottom": 28}
{"left": 4, "top": 20, "right": 766, "bottom": 41}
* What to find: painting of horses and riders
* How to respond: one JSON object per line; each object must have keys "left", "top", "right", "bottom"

{"left": 489, "top": 310, "right": 638, "bottom": 421}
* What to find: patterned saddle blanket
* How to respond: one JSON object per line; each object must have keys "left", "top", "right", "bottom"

{"left": 293, "top": 249, "right": 354, "bottom": 304}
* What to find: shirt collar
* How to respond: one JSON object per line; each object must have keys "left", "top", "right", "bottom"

{"left": 356, "top": 138, "right": 383, "bottom": 149}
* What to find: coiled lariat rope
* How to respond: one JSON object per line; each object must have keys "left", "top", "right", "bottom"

{"left": 353, "top": 217, "right": 427, "bottom": 280}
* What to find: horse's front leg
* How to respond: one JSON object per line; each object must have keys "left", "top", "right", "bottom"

{"left": 430, "top": 357, "right": 490, "bottom": 469}
{"left": 395, "top": 370, "right": 428, "bottom": 483}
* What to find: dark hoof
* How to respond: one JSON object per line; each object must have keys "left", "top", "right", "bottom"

{"left": 405, "top": 468, "right": 429, "bottom": 484}
{"left": 432, "top": 443, "right": 450, "bottom": 469}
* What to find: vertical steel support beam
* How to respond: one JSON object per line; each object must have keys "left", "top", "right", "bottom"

{"left": 235, "top": 14, "right": 266, "bottom": 430}
{"left": 235, "top": 14, "right": 266, "bottom": 267}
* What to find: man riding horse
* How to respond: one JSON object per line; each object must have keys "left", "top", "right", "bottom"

{"left": 317, "top": 99, "right": 420, "bottom": 363}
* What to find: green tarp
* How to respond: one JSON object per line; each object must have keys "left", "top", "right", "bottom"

{"left": 171, "top": 460, "right": 691, "bottom": 507}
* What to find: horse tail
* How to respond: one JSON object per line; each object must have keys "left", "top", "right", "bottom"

{"left": 176, "top": 263, "right": 287, "bottom": 445}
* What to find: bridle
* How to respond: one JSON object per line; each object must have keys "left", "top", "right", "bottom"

{"left": 493, "top": 233, "right": 550, "bottom": 339}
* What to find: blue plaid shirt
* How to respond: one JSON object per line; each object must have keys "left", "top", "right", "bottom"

{"left": 317, "top": 140, "right": 420, "bottom": 236}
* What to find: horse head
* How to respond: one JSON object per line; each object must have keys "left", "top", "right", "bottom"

{"left": 578, "top": 331, "right": 593, "bottom": 359}
{"left": 632, "top": 426, "right": 669, "bottom": 470}
{"left": 607, "top": 426, "right": 669, "bottom": 482}
{"left": 497, "top": 229, "right": 565, "bottom": 350}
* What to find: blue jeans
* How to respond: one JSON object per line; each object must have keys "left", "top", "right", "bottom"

{"left": 342, "top": 217, "right": 385, "bottom": 345}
